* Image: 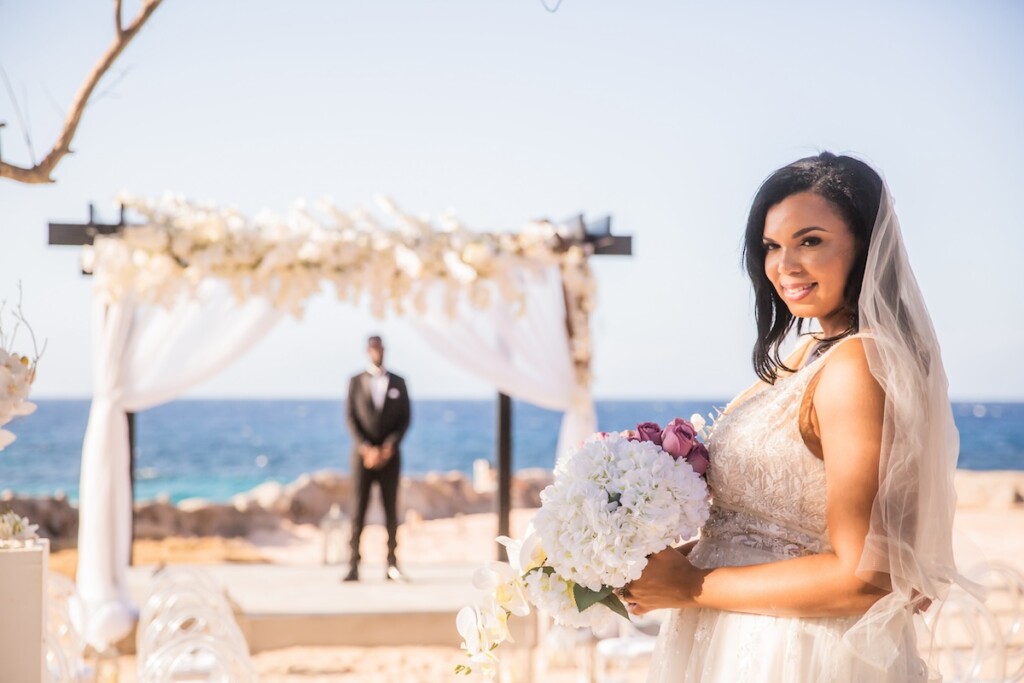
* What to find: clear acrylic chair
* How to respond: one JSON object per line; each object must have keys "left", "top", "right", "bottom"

{"left": 138, "top": 603, "right": 249, "bottom": 673}
{"left": 964, "top": 561, "right": 1024, "bottom": 682}
{"left": 46, "top": 637, "right": 77, "bottom": 683}
{"left": 593, "top": 611, "right": 663, "bottom": 683}
{"left": 139, "top": 633, "right": 258, "bottom": 683}
{"left": 922, "top": 562, "right": 1018, "bottom": 683}
{"left": 139, "top": 567, "right": 230, "bottom": 637}
{"left": 47, "top": 572, "right": 87, "bottom": 682}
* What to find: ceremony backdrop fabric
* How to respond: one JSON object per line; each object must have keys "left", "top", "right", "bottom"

{"left": 78, "top": 264, "right": 283, "bottom": 648}
{"left": 409, "top": 265, "right": 596, "bottom": 460}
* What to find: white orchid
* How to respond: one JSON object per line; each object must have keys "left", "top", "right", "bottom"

{"left": 0, "top": 293, "right": 40, "bottom": 452}
{"left": 472, "top": 562, "right": 530, "bottom": 618}
{"left": 455, "top": 603, "right": 509, "bottom": 679}
{"left": 497, "top": 525, "right": 545, "bottom": 574}
{"left": 0, "top": 511, "right": 39, "bottom": 542}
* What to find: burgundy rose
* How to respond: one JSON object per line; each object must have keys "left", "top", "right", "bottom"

{"left": 661, "top": 418, "right": 697, "bottom": 459}
{"left": 685, "top": 440, "right": 710, "bottom": 475}
{"left": 635, "top": 422, "right": 663, "bottom": 446}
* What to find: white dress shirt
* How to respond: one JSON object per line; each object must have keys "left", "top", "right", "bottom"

{"left": 367, "top": 365, "right": 389, "bottom": 411}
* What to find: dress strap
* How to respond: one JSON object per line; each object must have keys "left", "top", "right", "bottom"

{"left": 799, "top": 331, "right": 868, "bottom": 370}
{"left": 797, "top": 332, "right": 869, "bottom": 458}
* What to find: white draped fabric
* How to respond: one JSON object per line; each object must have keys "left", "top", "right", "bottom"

{"left": 408, "top": 265, "right": 596, "bottom": 460}
{"left": 77, "top": 258, "right": 284, "bottom": 649}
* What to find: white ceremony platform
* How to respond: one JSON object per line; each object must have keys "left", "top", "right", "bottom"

{"left": 125, "top": 562, "right": 537, "bottom": 653}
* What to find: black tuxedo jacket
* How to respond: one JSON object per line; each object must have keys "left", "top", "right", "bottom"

{"left": 345, "top": 371, "right": 411, "bottom": 460}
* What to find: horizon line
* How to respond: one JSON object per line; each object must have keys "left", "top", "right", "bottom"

{"left": 28, "top": 394, "right": 1024, "bottom": 405}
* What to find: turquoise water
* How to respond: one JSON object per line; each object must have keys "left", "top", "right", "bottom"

{"left": 1, "top": 399, "right": 1021, "bottom": 503}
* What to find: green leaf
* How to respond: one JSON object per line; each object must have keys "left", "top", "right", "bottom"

{"left": 600, "top": 592, "right": 632, "bottom": 621}
{"left": 523, "top": 564, "right": 555, "bottom": 578}
{"left": 573, "top": 583, "right": 615, "bottom": 612}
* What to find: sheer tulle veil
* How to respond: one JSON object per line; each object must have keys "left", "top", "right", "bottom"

{"left": 842, "top": 174, "right": 968, "bottom": 670}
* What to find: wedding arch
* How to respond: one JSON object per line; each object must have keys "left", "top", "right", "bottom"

{"left": 51, "top": 193, "right": 630, "bottom": 648}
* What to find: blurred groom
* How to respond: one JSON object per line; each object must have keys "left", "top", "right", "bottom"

{"left": 344, "top": 335, "right": 411, "bottom": 582}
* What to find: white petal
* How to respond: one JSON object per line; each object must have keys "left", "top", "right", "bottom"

{"left": 456, "top": 606, "right": 481, "bottom": 652}
{"left": 11, "top": 401, "right": 36, "bottom": 417}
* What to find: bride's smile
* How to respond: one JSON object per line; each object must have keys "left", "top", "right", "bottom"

{"left": 761, "top": 191, "right": 858, "bottom": 337}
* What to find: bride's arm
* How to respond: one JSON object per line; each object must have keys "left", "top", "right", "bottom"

{"left": 628, "top": 339, "right": 889, "bottom": 618}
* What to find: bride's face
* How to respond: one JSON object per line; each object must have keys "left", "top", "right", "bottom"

{"left": 762, "top": 191, "right": 857, "bottom": 336}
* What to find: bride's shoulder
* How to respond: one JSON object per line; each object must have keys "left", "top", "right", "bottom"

{"left": 814, "top": 337, "right": 883, "bottom": 411}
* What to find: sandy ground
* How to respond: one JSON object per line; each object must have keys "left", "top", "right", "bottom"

{"left": 50, "top": 505, "right": 1024, "bottom": 682}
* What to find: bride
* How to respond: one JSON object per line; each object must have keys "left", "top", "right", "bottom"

{"left": 628, "top": 153, "right": 963, "bottom": 682}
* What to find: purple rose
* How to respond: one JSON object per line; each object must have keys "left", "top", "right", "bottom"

{"left": 661, "top": 418, "right": 697, "bottom": 459}
{"left": 635, "top": 422, "right": 663, "bottom": 446}
{"left": 685, "top": 441, "right": 710, "bottom": 476}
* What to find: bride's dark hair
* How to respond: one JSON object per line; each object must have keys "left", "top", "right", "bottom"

{"left": 743, "top": 152, "right": 884, "bottom": 384}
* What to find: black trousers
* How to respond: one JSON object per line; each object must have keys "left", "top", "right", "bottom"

{"left": 348, "top": 455, "right": 400, "bottom": 566}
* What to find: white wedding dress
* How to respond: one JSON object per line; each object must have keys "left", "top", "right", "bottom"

{"left": 646, "top": 340, "right": 929, "bottom": 682}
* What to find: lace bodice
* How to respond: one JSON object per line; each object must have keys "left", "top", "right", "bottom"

{"left": 649, "top": 335, "right": 929, "bottom": 683}
{"left": 696, "top": 345, "right": 842, "bottom": 563}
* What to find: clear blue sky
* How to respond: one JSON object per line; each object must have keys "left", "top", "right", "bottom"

{"left": 1, "top": 0, "right": 1021, "bottom": 401}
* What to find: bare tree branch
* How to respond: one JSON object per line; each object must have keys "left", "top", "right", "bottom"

{"left": 41, "top": 81, "right": 68, "bottom": 124}
{"left": 0, "top": 0, "right": 164, "bottom": 184}
{"left": 0, "top": 64, "right": 36, "bottom": 164}
{"left": 93, "top": 65, "right": 135, "bottom": 105}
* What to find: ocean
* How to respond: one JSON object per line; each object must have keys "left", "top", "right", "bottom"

{"left": 2, "top": 399, "right": 1022, "bottom": 504}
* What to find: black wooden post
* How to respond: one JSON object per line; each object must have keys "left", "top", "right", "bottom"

{"left": 127, "top": 411, "right": 136, "bottom": 566}
{"left": 496, "top": 392, "right": 512, "bottom": 560}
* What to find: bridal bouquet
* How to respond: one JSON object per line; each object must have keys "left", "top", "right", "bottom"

{"left": 456, "top": 417, "right": 712, "bottom": 678}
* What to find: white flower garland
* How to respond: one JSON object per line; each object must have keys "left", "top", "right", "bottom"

{"left": 85, "top": 193, "right": 594, "bottom": 385}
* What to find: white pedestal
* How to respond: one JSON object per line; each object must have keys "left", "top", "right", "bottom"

{"left": 0, "top": 539, "right": 49, "bottom": 683}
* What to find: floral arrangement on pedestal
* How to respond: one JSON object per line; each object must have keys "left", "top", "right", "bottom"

{"left": 0, "top": 290, "right": 41, "bottom": 451}
{"left": 0, "top": 510, "right": 39, "bottom": 546}
{"left": 456, "top": 417, "right": 713, "bottom": 678}
{"left": 83, "top": 193, "right": 596, "bottom": 385}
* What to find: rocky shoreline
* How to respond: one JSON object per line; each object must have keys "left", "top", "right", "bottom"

{"left": 0, "top": 468, "right": 556, "bottom": 542}
{"left": 3, "top": 468, "right": 1022, "bottom": 545}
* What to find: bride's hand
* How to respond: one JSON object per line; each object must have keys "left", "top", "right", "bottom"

{"left": 624, "top": 547, "right": 706, "bottom": 616}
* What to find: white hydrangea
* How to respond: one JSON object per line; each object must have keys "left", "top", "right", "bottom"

{"left": 536, "top": 433, "right": 709, "bottom": 592}
{"left": 522, "top": 569, "right": 617, "bottom": 632}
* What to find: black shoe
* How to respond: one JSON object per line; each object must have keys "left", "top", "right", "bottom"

{"left": 342, "top": 566, "right": 359, "bottom": 582}
{"left": 386, "top": 564, "right": 408, "bottom": 582}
